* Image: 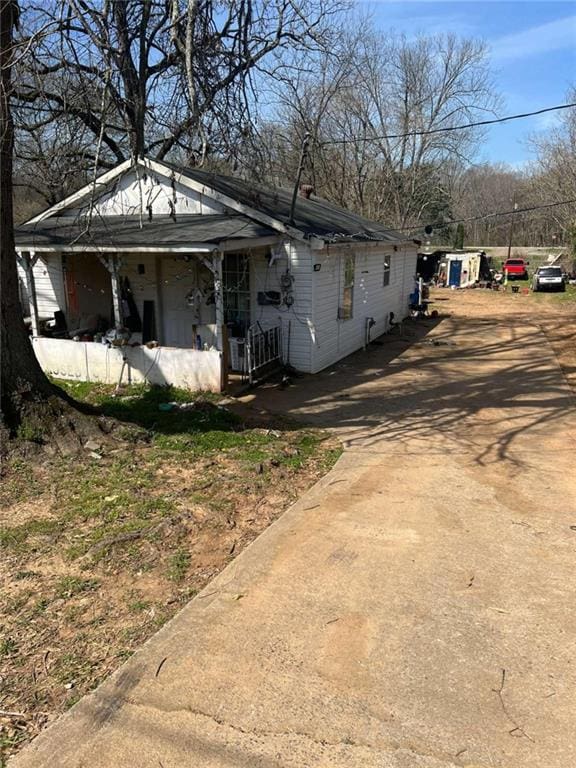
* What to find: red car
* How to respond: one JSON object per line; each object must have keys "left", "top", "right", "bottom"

{"left": 503, "top": 258, "right": 529, "bottom": 280}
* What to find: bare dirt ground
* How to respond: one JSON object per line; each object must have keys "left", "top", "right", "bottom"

{"left": 0, "top": 391, "right": 340, "bottom": 764}
{"left": 434, "top": 285, "right": 576, "bottom": 394}
{"left": 10, "top": 283, "right": 576, "bottom": 768}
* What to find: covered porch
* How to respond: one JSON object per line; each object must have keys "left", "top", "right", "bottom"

{"left": 16, "top": 214, "right": 286, "bottom": 392}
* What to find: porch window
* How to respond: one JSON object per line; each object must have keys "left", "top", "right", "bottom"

{"left": 383, "top": 255, "right": 391, "bottom": 286}
{"left": 223, "top": 253, "right": 250, "bottom": 336}
{"left": 339, "top": 254, "right": 355, "bottom": 320}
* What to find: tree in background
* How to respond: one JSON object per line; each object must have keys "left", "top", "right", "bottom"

{"left": 453, "top": 223, "right": 465, "bottom": 250}
{"left": 528, "top": 87, "right": 576, "bottom": 247}
{"left": 12, "top": 0, "right": 347, "bottom": 205}
{"left": 245, "top": 31, "right": 499, "bottom": 231}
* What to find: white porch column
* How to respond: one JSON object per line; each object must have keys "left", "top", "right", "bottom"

{"left": 212, "top": 250, "right": 224, "bottom": 352}
{"left": 98, "top": 254, "right": 124, "bottom": 328}
{"left": 211, "top": 250, "right": 229, "bottom": 391}
{"left": 17, "top": 250, "right": 40, "bottom": 336}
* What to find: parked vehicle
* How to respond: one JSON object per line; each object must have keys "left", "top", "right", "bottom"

{"left": 503, "top": 258, "right": 529, "bottom": 280}
{"left": 532, "top": 265, "right": 566, "bottom": 292}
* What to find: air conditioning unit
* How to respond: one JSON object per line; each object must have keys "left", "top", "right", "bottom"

{"left": 228, "top": 337, "right": 246, "bottom": 371}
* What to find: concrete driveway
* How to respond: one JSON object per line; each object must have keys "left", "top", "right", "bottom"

{"left": 13, "top": 310, "right": 576, "bottom": 768}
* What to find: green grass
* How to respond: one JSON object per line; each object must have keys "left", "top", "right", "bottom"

{"left": 504, "top": 278, "right": 576, "bottom": 305}
{"left": 54, "top": 576, "right": 100, "bottom": 599}
{"left": 166, "top": 549, "right": 191, "bottom": 582}
{"left": 0, "top": 519, "right": 63, "bottom": 551}
{"left": 53, "top": 381, "right": 236, "bottom": 436}
{"left": 0, "top": 637, "right": 18, "bottom": 657}
{"left": 1, "top": 383, "right": 341, "bottom": 569}
{"left": 0, "top": 380, "right": 342, "bottom": 764}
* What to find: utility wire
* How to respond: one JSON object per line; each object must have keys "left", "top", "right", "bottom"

{"left": 394, "top": 198, "right": 576, "bottom": 235}
{"left": 322, "top": 197, "right": 576, "bottom": 241}
{"left": 317, "top": 103, "right": 576, "bottom": 146}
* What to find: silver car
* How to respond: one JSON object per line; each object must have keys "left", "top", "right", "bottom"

{"left": 532, "top": 266, "right": 566, "bottom": 292}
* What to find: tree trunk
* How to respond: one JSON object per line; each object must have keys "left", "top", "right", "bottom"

{"left": 1, "top": 0, "right": 98, "bottom": 451}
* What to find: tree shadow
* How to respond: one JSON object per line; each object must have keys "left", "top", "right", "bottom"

{"left": 249, "top": 315, "right": 576, "bottom": 467}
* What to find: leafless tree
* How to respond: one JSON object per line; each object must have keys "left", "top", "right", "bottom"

{"left": 528, "top": 90, "right": 576, "bottom": 247}
{"left": 248, "top": 30, "right": 500, "bottom": 232}
{"left": 12, "top": 0, "right": 347, "bottom": 197}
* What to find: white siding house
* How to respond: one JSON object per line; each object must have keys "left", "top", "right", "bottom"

{"left": 15, "top": 157, "right": 418, "bottom": 390}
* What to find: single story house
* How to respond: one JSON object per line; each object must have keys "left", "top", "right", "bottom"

{"left": 15, "top": 157, "right": 419, "bottom": 392}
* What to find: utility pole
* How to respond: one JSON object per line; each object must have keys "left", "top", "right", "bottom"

{"left": 506, "top": 192, "right": 518, "bottom": 262}
{"left": 288, "top": 131, "right": 311, "bottom": 225}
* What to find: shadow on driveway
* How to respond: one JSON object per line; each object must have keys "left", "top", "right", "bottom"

{"left": 246, "top": 315, "right": 576, "bottom": 467}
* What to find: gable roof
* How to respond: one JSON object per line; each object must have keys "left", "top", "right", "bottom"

{"left": 159, "top": 160, "right": 408, "bottom": 245}
{"left": 22, "top": 157, "right": 414, "bottom": 247}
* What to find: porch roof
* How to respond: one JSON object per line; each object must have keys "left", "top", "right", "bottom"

{"left": 15, "top": 213, "right": 278, "bottom": 252}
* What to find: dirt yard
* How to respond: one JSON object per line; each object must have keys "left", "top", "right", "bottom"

{"left": 0, "top": 385, "right": 340, "bottom": 763}
{"left": 3, "top": 282, "right": 576, "bottom": 767}
{"left": 432, "top": 283, "right": 576, "bottom": 394}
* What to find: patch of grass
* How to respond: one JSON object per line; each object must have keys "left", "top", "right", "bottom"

{"left": 53, "top": 381, "right": 237, "bottom": 437}
{"left": 0, "top": 637, "right": 18, "bottom": 657}
{"left": 318, "top": 446, "right": 343, "bottom": 471}
{"left": 2, "top": 379, "right": 339, "bottom": 761}
{"left": 167, "top": 549, "right": 191, "bottom": 582}
{"left": 31, "top": 597, "right": 51, "bottom": 615}
{"left": 0, "top": 519, "right": 62, "bottom": 551}
{"left": 0, "top": 457, "right": 44, "bottom": 509}
{"left": 1, "top": 732, "right": 28, "bottom": 765}
{"left": 16, "top": 420, "right": 45, "bottom": 444}
{"left": 128, "top": 598, "right": 151, "bottom": 613}
{"left": 54, "top": 576, "right": 99, "bottom": 599}
{"left": 537, "top": 284, "right": 576, "bottom": 305}
{"left": 502, "top": 279, "right": 576, "bottom": 305}
{"left": 52, "top": 651, "right": 97, "bottom": 687}
{"left": 14, "top": 570, "right": 38, "bottom": 580}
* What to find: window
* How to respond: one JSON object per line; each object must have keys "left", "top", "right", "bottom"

{"left": 339, "top": 254, "right": 355, "bottom": 320}
{"left": 223, "top": 253, "right": 251, "bottom": 336}
{"left": 383, "top": 255, "right": 391, "bottom": 286}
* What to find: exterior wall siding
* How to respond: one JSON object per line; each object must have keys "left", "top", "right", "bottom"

{"left": 68, "top": 169, "right": 225, "bottom": 218}
{"left": 311, "top": 243, "right": 417, "bottom": 373}
{"left": 250, "top": 240, "right": 314, "bottom": 372}
{"left": 17, "top": 253, "right": 66, "bottom": 319}
{"left": 118, "top": 253, "right": 218, "bottom": 347}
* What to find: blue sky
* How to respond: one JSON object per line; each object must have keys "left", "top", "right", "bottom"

{"left": 355, "top": 1, "right": 576, "bottom": 167}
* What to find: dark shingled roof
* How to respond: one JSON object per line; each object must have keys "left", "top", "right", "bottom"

{"left": 15, "top": 214, "right": 277, "bottom": 249}
{"left": 161, "top": 161, "right": 406, "bottom": 244}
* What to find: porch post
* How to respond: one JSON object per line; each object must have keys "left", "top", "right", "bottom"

{"left": 98, "top": 254, "right": 124, "bottom": 328}
{"left": 212, "top": 250, "right": 224, "bottom": 350}
{"left": 17, "top": 250, "right": 40, "bottom": 336}
{"left": 212, "top": 250, "right": 229, "bottom": 390}
{"left": 109, "top": 255, "right": 124, "bottom": 329}
{"left": 154, "top": 255, "right": 165, "bottom": 344}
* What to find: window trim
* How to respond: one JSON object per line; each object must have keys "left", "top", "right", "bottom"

{"left": 383, "top": 254, "right": 391, "bottom": 287}
{"left": 339, "top": 253, "right": 355, "bottom": 320}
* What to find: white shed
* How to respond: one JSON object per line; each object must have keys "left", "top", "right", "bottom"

{"left": 16, "top": 157, "right": 418, "bottom": 390}
{"left": 442, "top": 251, "right": 482, "bottom": 288}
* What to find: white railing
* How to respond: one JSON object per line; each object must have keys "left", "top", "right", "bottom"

{"left": 245, "top": 323, "right": 283, "bottom": 385}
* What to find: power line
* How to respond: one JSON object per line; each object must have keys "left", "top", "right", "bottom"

{"left": 317, "top": 103, "right": 576, "bottom": 147}
{"left": 323, "top": 198, "right": 576, "bottom": 241}
{"left": 400, "top": 198, "right": 576, "bottom": 235}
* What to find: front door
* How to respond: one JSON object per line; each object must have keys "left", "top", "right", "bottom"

{"left": 449, "top": 260, "right": 462, "bottom": 287}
